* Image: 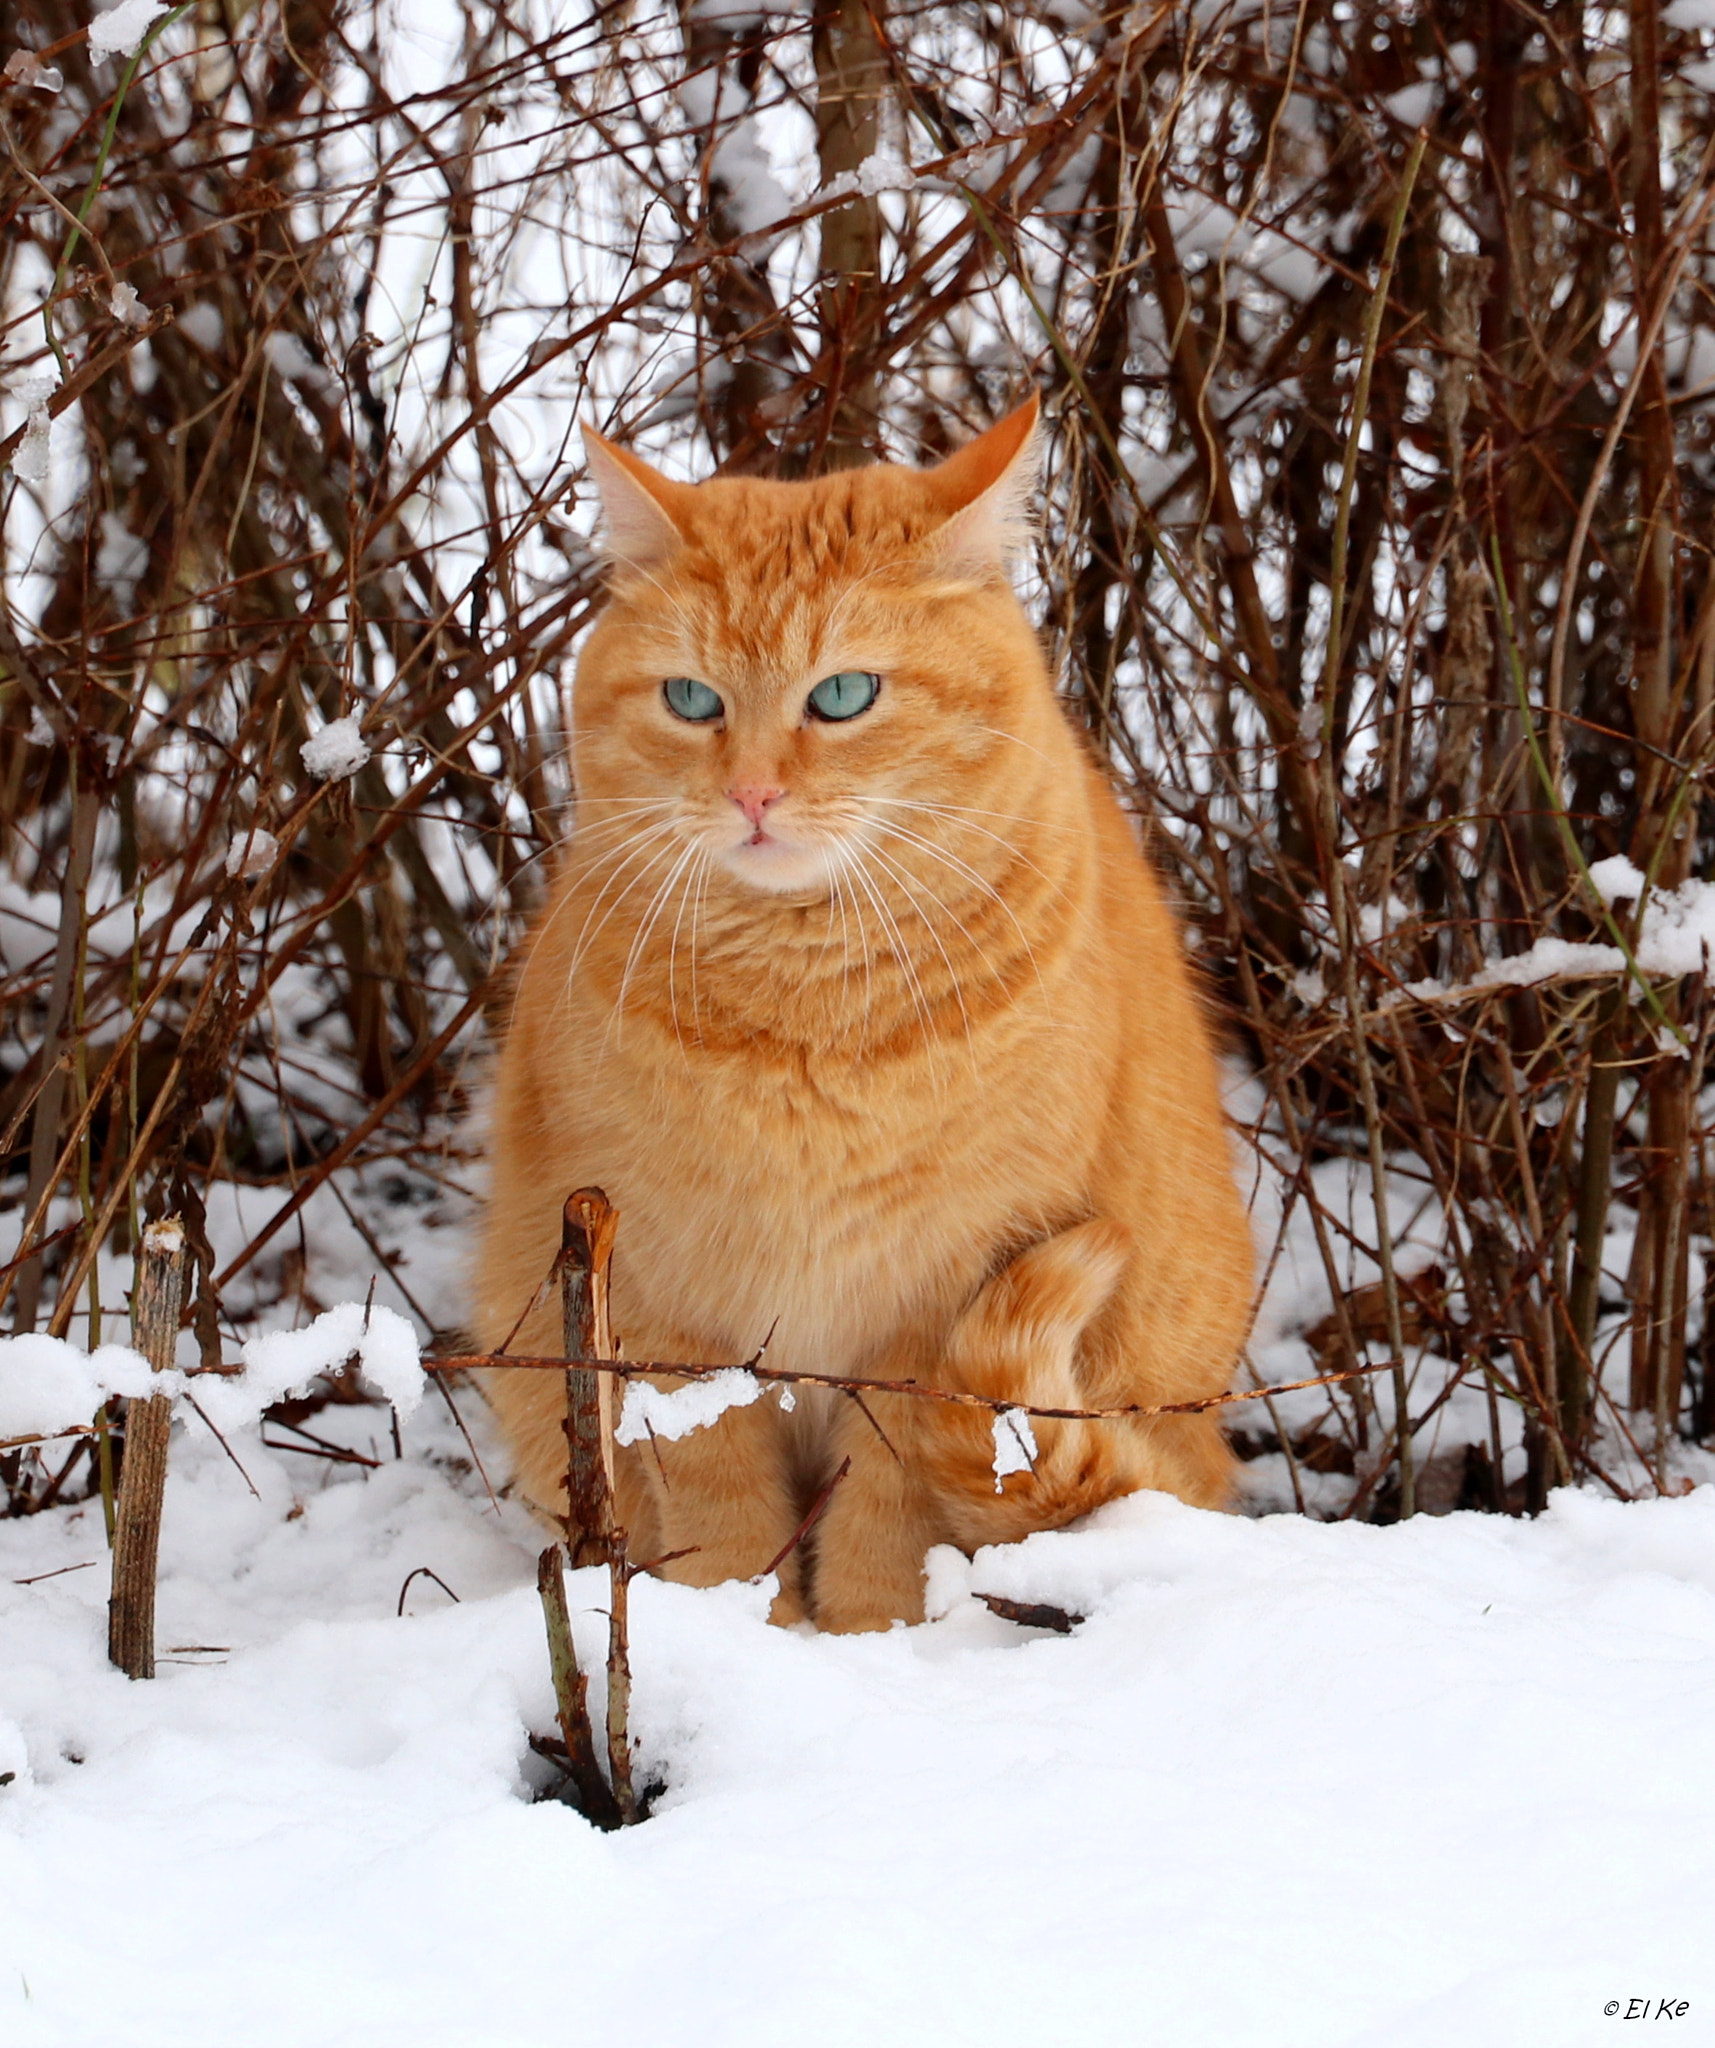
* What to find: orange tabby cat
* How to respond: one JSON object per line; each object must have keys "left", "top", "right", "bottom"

{"left": 475, "top": 397, "right": 1252, "bottom": 1630}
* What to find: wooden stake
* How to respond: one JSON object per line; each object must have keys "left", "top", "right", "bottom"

{"left": 557, "top": 1188, "right": 637, "bottom": 1823}
{"left": 108, "top": 1217, "right": 188, "bottom": 1679}
{"left": 560, "top": 1189, "right": 618, "bottom": 1567}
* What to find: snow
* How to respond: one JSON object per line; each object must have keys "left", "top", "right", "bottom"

{"left": 263, "top": 331, "right": 335, "bottom": 394}
{"left": 2, "top": 1412, "right": 1712, "bottom": 2045}
{"left": 196, "top": 1302, "right": 425, "bottom": 1435}
{"left": 299, "top": 716, "right": 371, "bottom": 781}
{"left": 1588, "top": 853, "right": 1647, "bottom": 903}
{"left": 990, "top": 1406, "right": 1037, "bottom": 1488}
{"left": 678, "top": 72, "right": 791, "bottom": 239}
{"left": 0, "top": 1335, "right": 163, "bottom": 1440}
{"left": 86, "top": 0, "right": 171, "bottom": 62}
{"left": 1165, "top": 192, "right": 1324, "bottom": 304}
{"left": 615, "top": 1367, "right": 763, "bottom": 1446}
{"left": 1386, "top": 872, "right": 1715, "bottom": 997}
{"left": 9, "top": 374, "right": 56, "bottom": 485}
{"left": 1384, "top": 81, "right": 1438, "bottom": 127}
{"left": 94, "top": 512, "right": 147, "bottom": 610}
{"left": 224, "top": 825, "right": 280, "bottom": 879}
{"left": 0, "top": 1304, "right": 422, "bottom": 1445}
{"left": 108, "top": 281, "right": 147, "bottom": 327}
{"left": 175, "top": 302, "right": 223, "bottom": 351}
{"left": 825, "top": 150, "right": 919, "bottom": 202}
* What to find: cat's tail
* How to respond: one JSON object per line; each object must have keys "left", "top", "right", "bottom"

{"left": 927, "top": 1219, "right": 1150, "bottom": 1547}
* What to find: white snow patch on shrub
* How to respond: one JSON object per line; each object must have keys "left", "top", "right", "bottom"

{"left": 177, "top": 302, "right": 224, "bottom": 351}
{"left": 225, "top": 826, "right": 280, "bottom": 879}
{"left": 88, "top": 0, "right": 171, "bottom": 62}
{"left": 196, "top": 1302, "right": 425, "bottom": 1435}
{"left": 95, "top": 512, "right": 148, "bottom": 609}
{"left": 263, "top": 332, "right": 334, "bottom": 394}
{"left": 991, "top": 1407, "right": 1037, "bottom": 1490}
{"left": 299, "top": 716, "right": 369, "bottom": 781}
{"left": 1384, "top": 80, "right": 1437, "bottom": 126}
{"left": 1588, "top": 854, "right": 1647, "bottom": 904}
{"left": 616, "top": 1368, "right": 762, "bottom": 1445}
{"left": 10, "top": 374, "right": 56, "bottom": 484}
{"left": 0, "top": 1300, "right": 421, "bottom": 1442}
{"left": 0, "top": 1334, "right": 170, "bottom": 1440}
{"left": 109, "top": 281, "right": 148, "bottom": 326}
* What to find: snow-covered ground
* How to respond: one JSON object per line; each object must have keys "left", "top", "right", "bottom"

{"left": 3, "top": 1373, "right": 1712, "bottom": 2048}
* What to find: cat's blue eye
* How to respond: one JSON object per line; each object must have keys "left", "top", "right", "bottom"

{"left": 663, "top": 676, "right": 724, "bottom": 723}
{"left": 806, "top": 671, "right": 880, "bottom": 723}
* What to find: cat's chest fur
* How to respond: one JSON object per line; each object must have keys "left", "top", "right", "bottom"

{"left": 551, "top": 1010, "right": 1100, "bottom": 1377}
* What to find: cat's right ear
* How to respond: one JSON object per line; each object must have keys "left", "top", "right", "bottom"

{"left": 924, "top": 394, "right": 1041, "bottom": 578}
{"left": 583, "top": 428, "right": 691, "bottom": 570}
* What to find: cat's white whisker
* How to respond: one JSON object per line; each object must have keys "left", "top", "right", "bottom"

{"left": 609, "top": 838, "right": 703, "bottom": 1054}
{"left": 864, "top": 817, "right": 1044, "bottom": 992}
{"left": 562, "top": 830, "right": 684, "bottom": 1012}
{"left": 856, "top": 795, "right": 1068, "bottom": 888}
{"left": 863, "top": 839, "right": 978, "bottom": 1057}
{"left": 846, "top": 850, "right": 943, "bottom": 1080}
{"left": 662, "top": 843, "right": 711, "bottom": 1054}
{"left": 506, "top": 813, "right": 678, "bottom": 1035}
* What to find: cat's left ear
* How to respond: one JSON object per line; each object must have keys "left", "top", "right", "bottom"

{"left": 924, "top": 394, "right": 1041, "bottom": 577}
{"left": 583, "top": 426, "right": 692, "bottom": 569}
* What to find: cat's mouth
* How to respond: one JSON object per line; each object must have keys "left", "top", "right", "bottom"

{"left": 719, "top": 822, "right": 836, "bottom": 895}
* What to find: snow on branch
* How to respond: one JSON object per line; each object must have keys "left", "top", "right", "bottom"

{"left": 615, "top": 1368, "right": 763, "bottom": 1445}
{"left": 0, "top": 1301, "right": 424, "bottom": 1445}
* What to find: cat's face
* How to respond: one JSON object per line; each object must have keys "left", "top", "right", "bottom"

{"left": 570, "top": 405, "right": 1048, "bottom": 902}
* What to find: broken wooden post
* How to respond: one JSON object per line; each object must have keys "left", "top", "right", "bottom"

{"left": 550, "top": 1188, "right": 637, "bottom": 1823}
{"left": 108, "top": 1217, "right": 189, "bottom": 1679}
{"left": 560, "top": 1188, "right": 618, "bottom": 1567}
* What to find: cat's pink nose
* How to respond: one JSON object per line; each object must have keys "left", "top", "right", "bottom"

{"left": 728, "top": 782, "right": 784, "bottom": 828}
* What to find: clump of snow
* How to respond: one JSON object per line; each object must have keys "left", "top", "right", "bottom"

{"left": 25, "top": 705, "right": 55, "bottom": 747}
{"left": 0, "top": 1300, "right": 421, "bottom": 1444}
{"left": 0, "top": 1334, "right": 170, "bottom": 1440}
{"left": 299, "top": 716, "right": 370, "bottom": 781}
{"left": 677, "top": 71, "right": 790, "bottom": 237}
{"left": 10, "top": 373, "right": 56, "bottom": 485}
{"left": 1384, "top": 80, "right": 1438, "bottom": 126}
{"left": 2, "top": 49, "right": 65, "bottom": 92}
{"left": 95, "top": 512, "right": 148, "bottom": 612}
{"left": 685, "top": 0, "right": 768, "bottom": 22}
{"left": 109, "top": 280, "right": 148, "bottom": 327}
{"left": 1588, "top": 853, "right": 1646, "bottom": 904}
{"left": 826, "top": 150, "right": 918, "bottom": 202}
{"left": 1166, "top": 191, "right": 1324, "bottom": 303}
{"left": 87, "top": 0, "right": 171, "bottom": 62}
{"left": 263, "top": 331, "right": 335, "bottom": 395}
{"left": 615, "top": 1368, "right": 763, "bottom": 1445}
{"left": 197, "top": 1301, "right": 425, "bottom": 1436}
{"left": 176, "top": 301, "right": 224, "bottom": 352}
{"left": 224, "top": 826, "right": 280, "bottom": 879}
{"left": 991, "top": 1406, "right": 1037, "bottom": 1489}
